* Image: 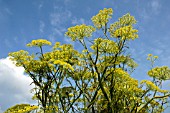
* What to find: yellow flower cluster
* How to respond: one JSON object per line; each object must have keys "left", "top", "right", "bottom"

{"left": 114, "top": 68, "right": 129, "bottom": 76}
{"left": 99, "top": 55, "right": 131, "bottom": 67}
{"left": 9, "top": 50, "right": 33, "bottom": 67}
{"left": 4, "top": 104, "right": 38, "bottom": 113}
{"left": 111, "top": 68, "right": 142, "bottom": 99}
{"left": 109, "top": 13, "right": 136, "bottom": 32}
{"left": 140, "top": 80, "right": 168, "bottom": 93}
{"left": 150, "top": 99, "right": 160, "bottom": 107}
{"left": 148, "top": 66, "right": 170, "bottom": 80}
{"left": 91, "top": 8, "right": 113, "bottom": 29}
{"left": 91, "top": 38, "right": 119, "bottom": 53}
{"left": 45, "top": 106, "right": 58, "bottom": 112}
{"left": 53, "top": 42, "right": 60, "bottom": 50}
{"left": 112, "top": 25, "right": 138, "bottom": 40}
{"left": 126, "top": 57, "right": 138, "bottom": 69}
{"left": 109, "top": 13, "right": 137, "bottom": 40}
{"left": 27, "top": 39, "right": 52, "bottom": 47}
{"left": 65, "top": 24, "right": 95, "bottom": 41}
{"left": 52, "top": 43, "right": 79, "bottom": 64}
{"left": 9, "top": 50, "right": 50, "bottom": 73}
{"left": 89, "top": 81, "right": 98, "bottom": 92}
{"left": 26, "top": 60, "right": 50, "bottom": 73}
{"left": 148, "top": 54, "right": 153, "bottom": 57}
{"left": 147, "top": 53, "right": 158, "bottom": 61}
{"left": 9, "top": 43, "right": 78, "bottom": 74}
{"left": 54, "top": 60, "right": 74, "bottom": 71}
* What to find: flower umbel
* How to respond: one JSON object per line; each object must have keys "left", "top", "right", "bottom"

{"left": 27, "top": 39, "right": 52, "bottom": 47}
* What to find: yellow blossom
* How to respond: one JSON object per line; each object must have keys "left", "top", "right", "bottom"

{"left": 65, "top": 24, "right": 95, "bottom": 41}
{"left": 27, "top": 39, "right": 52, "bottom": 47}
{"left": 109, "top": 13, "right": 136, "bottom": 32}
{"left": 112, "top": 25, "right": 138, "bottom": 40}
{"left": 147, "top": 66, "right": 170, "bottom": 80}
{"left": 91, "top": 8, "right": 113, "bottom": 29}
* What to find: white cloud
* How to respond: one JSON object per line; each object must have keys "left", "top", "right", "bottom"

{"left": 38, "top": 1, "right": 44, "bottom": 10}
{"left": 140, "top": 8, "right": 150, "bottom": 20}
{"left": 50, "top": 13, "right": 61, "bottom": 26}
{"left": 64, "top": 37, "right": 76, "bottom": 47}
{"left": 49, "top": 7, "right": 72, "bottom": 42}
{"left": 150, "top": 0, "right": 161, "bottom": 14}
{"left": 53, "top": 27, "right": 66, "bottom": 36}
{"left": 50, "top": 9, "right": 71, "bottom": 27}
{"left": 0, "top": 57, "right": 35, "bottom": 112}
{"left": 71, "top": 18, "right": 86, "bottom": 25}
{"left": 39, "top": 20, "right": 45, "bottom": 33}
{"left": 4, "top": 7, "right": 13, "bottom": 15}
{"left": 4, "top": 39, "right": 12, "bottom": 48}
{"left": 0, "top": 7, "right": 12, "bottom": 25}
{"left": 137, "top": 0, "right": 161, "bottom": 22}
{"left": 64, "top": 0, "right": 71, "bottom": 5}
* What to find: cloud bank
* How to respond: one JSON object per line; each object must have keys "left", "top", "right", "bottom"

{"left": 0, "top": 57, "right": 35, "bottom": 112}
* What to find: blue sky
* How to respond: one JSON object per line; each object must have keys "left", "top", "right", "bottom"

{"left": 0, "top": 0, "right": 170, "bottom": 112}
